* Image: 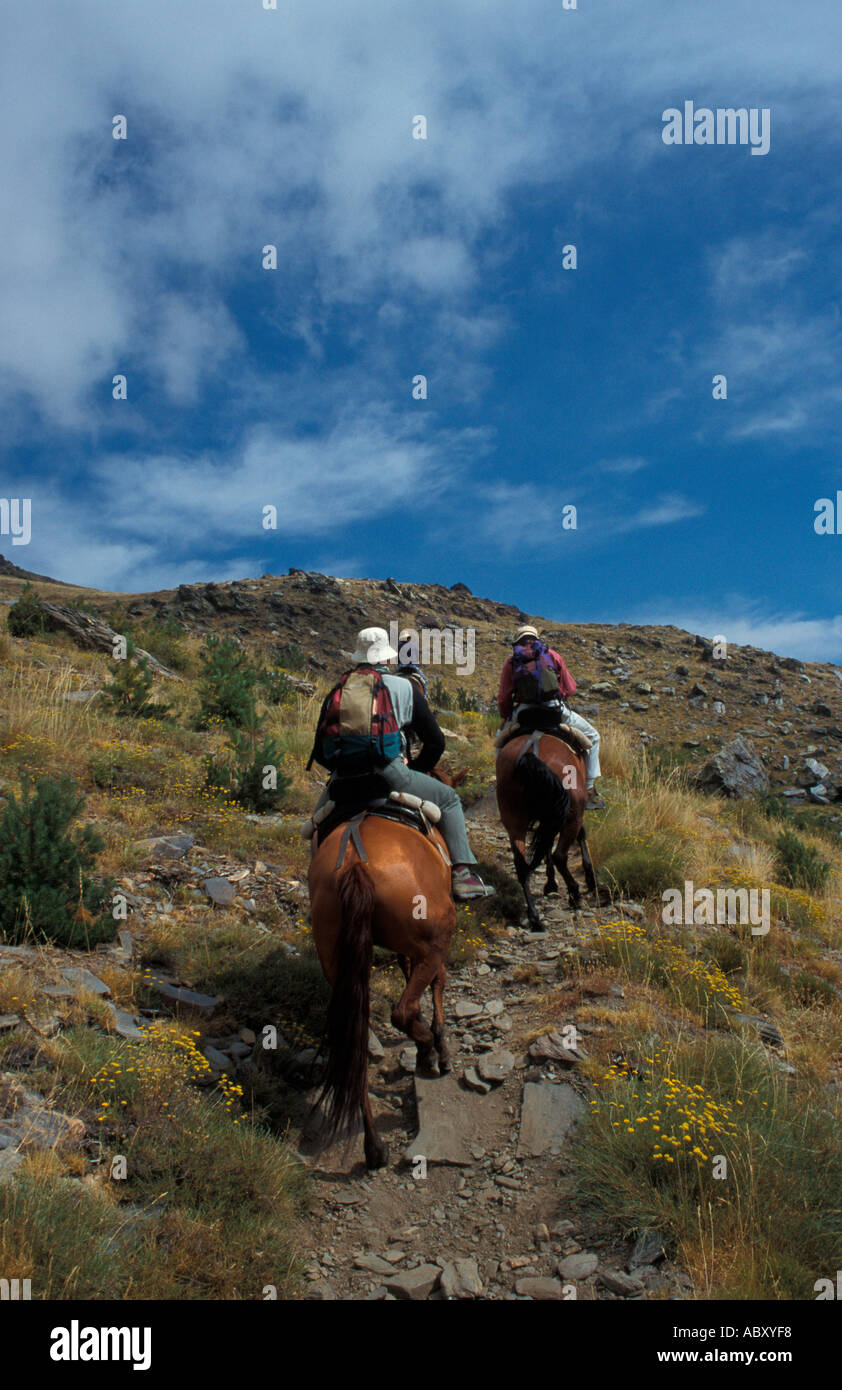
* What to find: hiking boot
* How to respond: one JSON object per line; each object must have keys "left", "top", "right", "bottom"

{"left": 587, "top": 789, "right": 607, "bottom": 810}
{"left": 451, "top": 866, "right": 496, "bottom": 901}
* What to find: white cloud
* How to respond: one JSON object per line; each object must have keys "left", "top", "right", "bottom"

{"left": 5, "top": 0, "right": 842, "bottom": 431}
{"left": 595, "top": 455, "right": 649, "bottom": 475}
{"left": 628, "top": 601, "right": 842, "bottom": 665}
{"left": 16, "top": 410, "right": 490, "bottom": 588}
{"left": 611, "top": 494, "right": 705, "bottom": 534}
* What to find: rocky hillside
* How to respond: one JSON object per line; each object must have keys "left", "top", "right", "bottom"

{"left": 2, "top": 565, "right": 840, "bottom": 802}
{"left": 1, "top": 565, "right": 841, "bottom": 1303}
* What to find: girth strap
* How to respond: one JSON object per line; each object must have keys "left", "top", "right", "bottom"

{"left": 516, "top": 729, "right": 544, "bottom": 766}
{"left": 335, "top": 813, "right": 369, "bottom": 870}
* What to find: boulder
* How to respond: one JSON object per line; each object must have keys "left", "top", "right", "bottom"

{"left": 60, "top": 968, "right": 110, "bottom": 997}
{"left": 138, "top": 834, "right": 194, "bottom": 859}
{"left": 628, "top": 1229, "right": 666, "bottom": 1270}
{"left": 695, "top": 737, "right": 770, "bottom": 799}
{"left": 517, "top": 1081, "right": 586, "bottom": 1157}
{"left": 385, "top": 1264, "right": 441, "bottom": 1300}
{"left": 38, "top": 601, "right": 181, "bottom": 678}
{"left": 148, "top": 978, "right": 220, "bottom": 1017}
{"left": 0, "top": 1074, "right": 85, "bottom": 1152}
{"left": 462, "top": 1066, "right": 492, "bottom": 1095}
{"left": 204, "top": 876, "right": 236, "bottom": 905}
{"left": 405, "top": 1074, "right": 475, "bottom": 1166}
{"left": 558, "top": 1251, "right": 598, "bottom": 1280}
{"left": 440, "top": 1257, "right": 483, "bottom": 1299}
{"left": 599, "top": 1268, "right": 644, "bottom": 1296}
{"left": 514, "top": 1276, "right": 564, "bottom": 1300}
{"left": 803, "top": 757, "right": 830, "bottom": 783}
{"left": 476, "top": 1049, "right": 515, "bottom": 1083}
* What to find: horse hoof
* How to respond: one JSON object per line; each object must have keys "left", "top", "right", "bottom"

{"left": 529, "top": 922, "right": 547, "bottom": 934}
{"left": 543, "top": 886, "right": 559, "bottom": 899}
{"left": 438, "top": 1054, "right": 452, "bottom": 1075}
{"left": 365, "top": 1141, "right": 389, "bottom": 1170}
{"left": 416, "top": 1055, "right": 439, "bottom": 1078}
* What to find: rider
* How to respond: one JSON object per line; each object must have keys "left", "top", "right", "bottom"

{"left": 497, "top": 624, "right": 606, "bottom": 809}
{"left": 314, "top": 627, "right": 495, "bottom": 900}
{"left": 396, "top": 628, "right": 429, "bottom": 696}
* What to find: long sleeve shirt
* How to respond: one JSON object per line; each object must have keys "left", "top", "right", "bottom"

{"left": 383, "top": 670, "right": 446, "bottom": 772}
{"left": 406, "top": 683, "right": 446, "bottom": 773}
{"left": 497, "top": 647, "right": 577, "bottom": 720}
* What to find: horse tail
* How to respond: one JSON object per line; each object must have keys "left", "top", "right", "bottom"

{"left": 516, "top": 750, "right": 570, "bottom": 871}
{"left": 318, "top": 859, "right": 376, "bottom": 1142}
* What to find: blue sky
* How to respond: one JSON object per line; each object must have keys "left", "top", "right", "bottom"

{"left": 2, "top": 0, "right": 842, "bottom": 661}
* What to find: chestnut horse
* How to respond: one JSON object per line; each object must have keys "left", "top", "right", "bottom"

{"left": 308, "top": 814, "right": 455, "bottom": 1169}
{"left": 496, "top": 732, "right": 598, "bottom": 931}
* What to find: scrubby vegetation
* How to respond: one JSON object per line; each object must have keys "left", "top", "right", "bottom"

{"left": 0, "top": 1025, "right": 307, "bottom": 1298}
{"left": 574, "top": 1032, "right": 842, "bottom": 1298}
{"left": 102, "top": 639, "right": 173, "bottom": 720}
{"left": 0, "top": 776, "right": 115, "bottom": 947}
{"left": 1, "top": 580, "right": 841, "bottom": 1302}
{"left": 6, "top": 581, "right": 46, "bottom": 637}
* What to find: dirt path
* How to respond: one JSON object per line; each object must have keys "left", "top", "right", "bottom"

{"left": 296, "top": 812, "right": 693, "bottom": 1302}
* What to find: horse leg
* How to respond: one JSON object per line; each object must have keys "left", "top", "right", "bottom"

{"left": 512, "top": 837, "right": 543, "bottom": 932}
{"left": 552, "top": 825, "right": 582, "bottom": 909}
{"left": 362, "top": 1089, "right": 388, "bottom": 1169}
{"left": 544, "top": 851, "right": 559, "bottom": 897}
{"left": 429, "top": 959, "right": 451, "bottom": 1073}
{"left": 578, "top": 826, "right": 599, "bottom": 897}
{"left": 391, "top": 953, "right": 440, "bottom": 1072}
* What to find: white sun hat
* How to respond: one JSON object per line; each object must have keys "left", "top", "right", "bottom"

{"left": 351, "top": 626, "right": 398, "bottom": 664}
{"left": 513, "top": 624, "right": 539, "bottom": 643}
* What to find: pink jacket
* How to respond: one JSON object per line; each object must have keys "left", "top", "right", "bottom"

{"left": 497, "top": 647, "right": 577, "bottom": 719}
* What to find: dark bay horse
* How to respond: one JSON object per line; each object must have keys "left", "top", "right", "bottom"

{"left": 496, "top": 731, "right": 598, "bottom": 931}
{"left": 308, "top": 814, "right": 455, "bottom": 1169}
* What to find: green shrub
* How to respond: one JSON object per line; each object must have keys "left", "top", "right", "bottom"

{"left": 599, "top": 833, "right": 686, "bottom": 901}
{"left": 258, "top": 668, "right": 297, "bottom": 706}
{"left": 640, "top": 743, "right": 699, "bottom": 785}
{"left": 274, "top": 640, "right": 306, "bottom": 672}
{"left": 789, "top": 970, "right": 838, "bottom": 1009}
{"left": 196, "top": 635, "right": 258, "bottom": 728}
{"left": 0, "top": 776, "right": 115, "bottom": 946}
{"left": 102, "top": 639, "right": 172, "bottom": 720}
{"left": 758, "top": 793, "right": 789, "bottom": 823}
{"left": 7, "top": 582, "right": 45, "bottom": 638}
{"left": 130, "top": 617, "right": 190, "bottom": 674}
{"left": 455, "top": 686, "right": 479, "bottom": 712}
{"left": 203, "top": 724, "right": 290, "bottom": 813}
{"left": 212, "top": 945, "right": 329, "bottom": 1044}
{"left": 88, "top": 746, "right": 165, "bottom": 792}
{"left": 428, "top": 677, "right": 449, "bottom": 708}
{"left": 775, "top": 829, "right": 831, "bottom": 894}
{"left": 701, "top": 932, "right": 746, "bottom": 977}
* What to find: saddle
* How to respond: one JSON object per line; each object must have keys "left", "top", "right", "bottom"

{"left": 300, "top": 772, "right": 449, "bottom": 866}
{"left": 495, "top": 707, "right": 592, "bottom": 759}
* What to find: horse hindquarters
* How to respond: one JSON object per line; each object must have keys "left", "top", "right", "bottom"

{"left": 316, "top": 859, "right": 387, "bottom": 1169}
{"left": 517, "top": 750, "right": 571, "bottom": 871}
{"left": 497, "top": 747, "right": 571, "bottom": 929}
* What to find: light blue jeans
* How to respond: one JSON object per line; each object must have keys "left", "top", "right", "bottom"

{"left": 513, "top": 702, "right": 602, "bottom": 788}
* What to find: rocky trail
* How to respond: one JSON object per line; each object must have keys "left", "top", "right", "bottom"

{"left": 1, "top": 797, "right": 692, "bottom": 1301}
{"left": 296, "top": 808, "right": 691, "bottom": 1303}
